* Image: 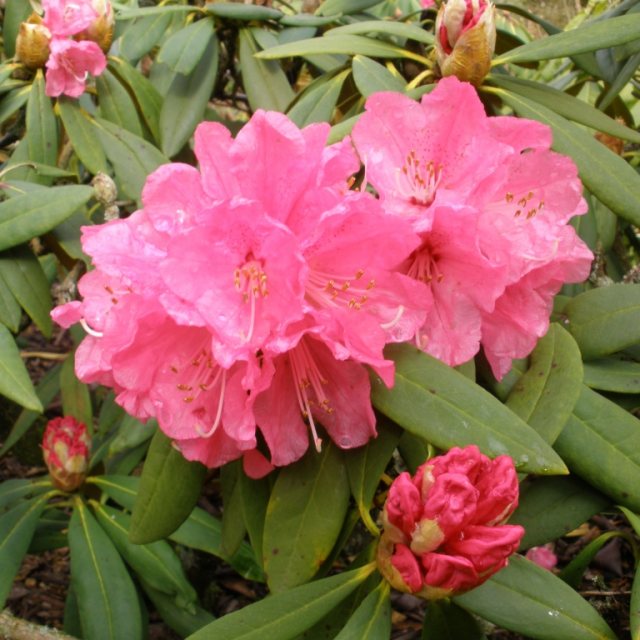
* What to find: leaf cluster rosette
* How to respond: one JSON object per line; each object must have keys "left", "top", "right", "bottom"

{"left": 377, "top": 445, "right": 524, "bottom": 600}
{"left": 16, "top": 0, "right": 112, "bottom": 98}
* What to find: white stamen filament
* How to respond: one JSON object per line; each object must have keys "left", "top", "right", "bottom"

{"left": 196, "top": 368, "right": 227, "bottom": 438}
{"left": 80, "top": 318, "right": 104, "bottom": 337}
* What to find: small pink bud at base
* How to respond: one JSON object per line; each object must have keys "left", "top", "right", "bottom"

{"left": 525, "top": 545, "right": 558, "bottom": 571}
{"left": 42, "top": 416, "right": 91, "bottom": 492}
{"left": 16, "top": 14, "right": 52, "bottom": 70}
{"left": 377, "top": 445, "right": 524, "bottom": 600}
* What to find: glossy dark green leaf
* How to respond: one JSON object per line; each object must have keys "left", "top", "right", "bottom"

{"left": 422, "top": 600, "right": 485, "bottom": 640}
{"left": 455, "top": 556, "right": 616, "bottom": 640}
{"left": 0, "top": 496, "right": 48, "bottom": 607}
{"left": 0, "top": 478, "right": 51, "bottom": 514}
{"left": 97, "top": 68, "right": 144, "bottom": 137}
{"left": 60, "top": 350, "right": 93, "bottom": 432}
{"left": 58, "top": 98, "right": 109, "bottom": 175}
{"left": 117, "top": 5, "right": 196, "bottom": 19}
{"left": 263, "top": 444, "right": 351, "bottom": 592}
{"left": 205, "top": 3, "right": 283, "bottom": 21}
{"left": 0, "top": 185, "right": 93, "bottom": 252}
{"left": 239, "top": 28, "right": 295, "bottom": 112}
{"left": 632, "top": 562, "right": 640, "bottom": 640}
{"left": 493, "top": 14, "right": 640, "bottom": 64}
{"left": 93, "top": 502, "right": 197, "bottom": 609}
{"left": 160, "top": 34, "right": 218, "bottom": 157}
{"left": 186, "top": 564, "right": 376, "bottom": 640}
{"left": 129, "top": 430, "right": 206, "bottom": 544}
{"left": 347, "top": 419, "right": 400, "bottom": 535}
{"left": 90, "top": 116, "right": 167, "bottom": 203}
{"left": 488, "top": 74, "right": 640, "bottom": 143}
{"left": 158, "top": 18, "right": 215, "bottom": 74}
{"left": 562, "top": 284, "right": 640, "bottom": 360}
{"left": 26, "top": 71, "right": 58, "bottom": 170}
{"left": 352, "top": 55, "right": 405, "bottom": 97}
{"left": 328, "top": 20, "right": 434, "bottom": 45}
{"left": 316, "top": 0, "right": 383, "bottom": 16}
{"left": 120, "top": 12, "right": 174, "bottom": 63}
{"left": 288, "top": 69, "right": 350, "bottom": 127}
{"left": 599, "top": 50, "right": 640, "bottom": 111}
{"left": 397, "top": 430, "right": 433, "bottom": 474}
{"left": 505, "top": 324, "right": 582, "bottom": 444}
{"left": 554, "top": 386, "right": 640, "bottom": 511}
{"left": 583, "top": 357, "right": 640, "bottom": 393}
{"left": 0, "top": 273, "right": 20, "bottom": 332}
{"left": 0, "top": 245, "right": 52, "bottom": 336}
{"left": 220, "top": 460, "right": 247, "bottom": 558}
{"left": 334, "top": 581, "right": 391, "bottom": 640}
{"left": 0, "top": 86, "right": 30, "bottom": 128}
{"left": 3, "top": 0, "right": 31, "bottom": 57}
{"left": 280, "top": 14, "right": 340, "bottom": 26}
{"left": 69, "top": 501, "right": 144, "bottom": 640}
{"left": 0, "top": 324, "right": 41, "bottom": 411}
{"left": 372, "top": 344, "right": 567, "bottom": 474}
{"left": 108, "top": 415, "right": 156, "bottom": 456}
{"left": 511, "top": 475, "right": 610, "bottom": 550}
{"left": 493, "top": 89, "right": 640, "bottom": 226}
{"left": 239, "top": 472, "right": 270, "bottom": 569}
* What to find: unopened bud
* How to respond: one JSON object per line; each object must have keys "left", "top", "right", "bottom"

{"left": 92, "top": 172, "right": 117, "bottom": 204}
{"left": 42, "top": 416, "right": 91, "bottom": 492}
{"left": 16, "top": 14, "right": 51, "bottom": 69}
{"left": 76, "top": 0, "right": 114, "bottom": 53}
{"left": 435, "top": 0, "right": 496, "bottom": 86}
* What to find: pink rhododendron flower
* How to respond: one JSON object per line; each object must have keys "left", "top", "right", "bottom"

{"left": 45, "top": 37, "right": 106, "bottom": 97}
{"left": 377, "top": 446, "right": 524, "bottom": 599}
{"left": 52, "top": 112, "right": 423, "bottom": 474}
{"left": 525, "top": 545, "right": 558, "bottom": 571}
{"left": 42, "top": 416, "right": 91, "bottom": 492}
{"left": 42, "top": 0, "right": 98, "bottom": 37}
{"left": 352, "top": 77, "right": 593, "bottom": 379}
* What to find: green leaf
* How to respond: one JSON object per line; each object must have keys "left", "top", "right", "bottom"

{"left": 140, "top": 578, "right": 215, "bottom": 637}
{"left": 257, "top": 34, "right": 428, "bottom": 64}
{"left": 108, "top": 414, "right": 156, "bottom": 456}
{"left": 0, "top": 185, "right": 93, "bottom": 252}
{"left": 158, "top": 18, "right": 215, "bottom": 75}
{"left": 487, "top": 74, "right": 640, "bottom": 144}
{"left": 239, "top": 472, "right": 270, "bottom": 569}
{"left": 3, "top": 0, "right": 31, "bottom": 57}
{"left": 505, "top": 324, "right": 582, "bottom": 444}
{"left": 92, "top": 502, "right": 198, "bottom": 609}
{"left": 117, "top": 5, "right": 197, "bottom": 19}
{"left": 583, "top": 357, "right": 640, "bottom": 393}
{"left": 26, "top": 71, "right": 59, "bottom": 170}
{"left": 398, "top": 430, "right": 433, "bottom": 474}
{"left": 455, "top": 556, "right": 616, "bottom": 640}
{"left": 60, "top": 351, "right": 93, "bottom": 431}
{"left": 347, "top": 419, "right": 400, "bottom": 535}
{"left": 352, "top": 55, "right": 405, "bottom": 97}
{"left": 69, "top": 500, "right": 144, "bottom": 640}
{"left": 422, "top": 600, "right": 486, "bottom": 639}
{"left": 327, "top": 20, "right": 434, "bottom": 45}
{"left": 492, "top": 88, "right": 640, "bottom": 226}
{"left": 0, "top": 324, "right": 41, "bottom": 411}
{"left": 220, "top": 461, "right": 248, "bottom": 558}
{"left": 598, "top": 50, "right": 640, "bottom": 111}
{"left": 334, "top": 581, "right": 391, "bottom": 640}
{"left": 0, "top": 364, "right": 61, "bottom": 456}
{"left": 120, "top": 12, "right": 174, "bottom": 63}
{"left": 58, "top": 98, "right": 109, "bottom": 175}
{"left": 0, "top": 496, "right": 48, "bottom": 608}
{"left": 632, "top": 562, "right": 640, "bottom": 640}
{"left": 0, "top": 478, "right": 52, "bottom": 514}
{"left": 129, "top": 430, "right": 207, "bottom": 544}
{"left": 372, "top": 344, "right": 568, "bottom": 475}
{"left": 511, "top": 475, "right": 610, "bottom": 550}
{"left": 263, "top": 444, "right": 351, "bottom": 592}
{"left": 97, "top": 68, "right": 145, "bottom": 137}
{"left": 239, "top": 28, "right": 295, "bottom": 112}
{"left": 0, "top": 273, "right": 21, "bottom": 332}
{"left": 288, "top": 69, "right": 350, "bottom": 127}
{"left": 0, "top": 86, "right": 31, "bottom": 128}
{"left": 316, "top": 0, "right": 383, "bottom": 16}
{"left": 186, "top": 564, "right": 376, "bottom": 640}
{"left": 493, "top": 14, "right": 640, "bottom": 64}
{"left": 0, "top": 245, "right": 52, "bottom": 337}
{"left": 280, "top": 14, "right": 341, "bottom": 26}
{"left": 554, "top": 386, "right": 640, "bottom": 511}
{"left": 205, "top": 3, "right": 283, "bottom": 21}
{"left": 160, "top": 33, "right": 218, "bottom": 158}
{"left": 90, "top": 116, "right": 168, "bottom": 203}
{"left": 562, "top": 284, "right": 640, "bottom": 360}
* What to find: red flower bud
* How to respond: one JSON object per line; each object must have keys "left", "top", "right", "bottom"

{"left": 378, "top": 445, "right": 524, "bottom": 599}
{"left": 42, "top": 416, "right": 91, "bottom": 492}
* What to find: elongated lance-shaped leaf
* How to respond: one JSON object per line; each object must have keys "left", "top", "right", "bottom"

{"left": 455, "top": 556, "right": 617, "bottom": 639}
{"left": 0, "top": 478, "right": 52, "bottom": 514}
{"left": 372, "top": 344, "right": 567, "bottom": 474}
{"left": 327, "top": 20, "right": 434, "bottom": 45}
{"left": 96, "top": 68, "right": 145, "bottom": 138}
{"left": 489, "top": 87, "right": 640, "bottom": 226}
{"left": 0, "top": 324, "right": 42, "bottom": 411}
{"left": 60, "top": 350, "right": 93, "bottom": 433}
{"left": 158, "top": 18, "right": 215, "bottom": 75}
{"left": 334, "top": 580, "right": 391, "bottom": 640}
{"left": 493, "top": 14, "right": 640, "bottom": 64}
{"left": 0, "top": 495, "right": 48, "bottom": 607}
{"left": 583, "top": 358, "right": 640, "bottom": 393}
{"left": 129, "top": 430, "right": 206, "bottom": 544}
{"left": 69, "top": 499, "right": 144, "bottom": 640}
{"left": 352, "top": 55, "right": 406, "bottom": 98}
{"left": 422, "top": 600, "right": 485, "bottom": 639}
{"left": 186, "top": 563, "right": 376, "bottom": 640}
{"left": 26, "top": 71, "right": 58, "bottom": 170}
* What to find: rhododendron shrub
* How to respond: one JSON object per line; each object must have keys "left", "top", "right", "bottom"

{"left": 377, "top": 445, "right": 524, "bottom": 599}
{"left": 52, "top": 111, "right": 425, "bottom": 475}
{"left": 352, "top": 77, "right": 593, "bottom": 379}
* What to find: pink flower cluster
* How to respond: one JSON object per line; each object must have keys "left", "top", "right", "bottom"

{"left": 378, "top": 445, "right": 524, "bottom": 599}
{"left": 42, "top": 0, "right": 110, "bottom": 97}
{"left": 352, "top": 78, "right": 592, "bottom": 378}
{"left": 52, "top": 78, "right": 592, "bottom": 474}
